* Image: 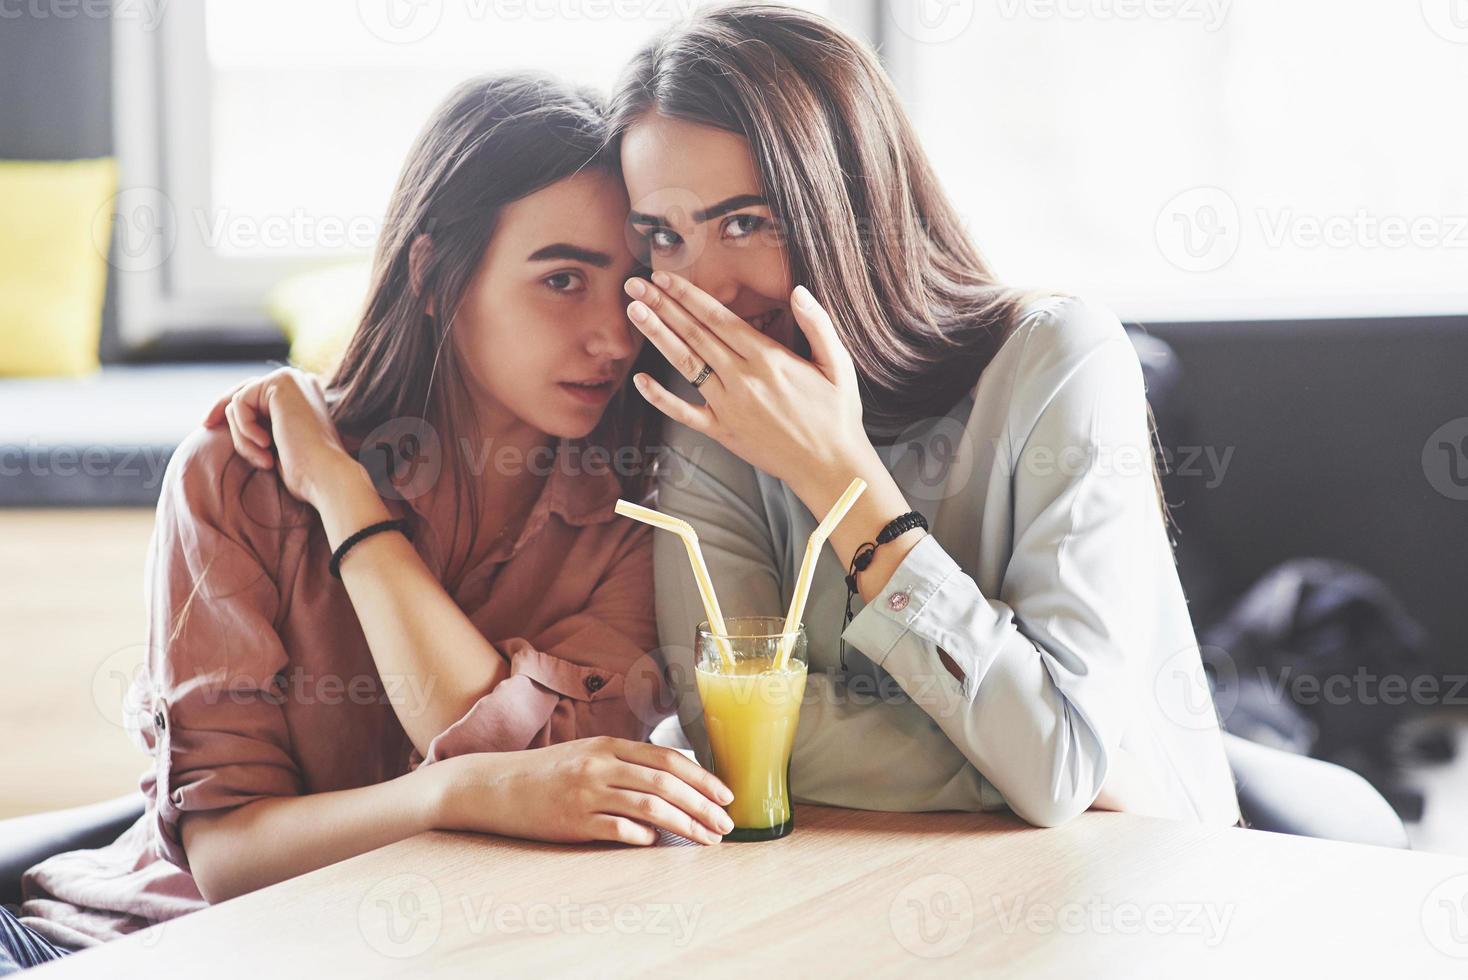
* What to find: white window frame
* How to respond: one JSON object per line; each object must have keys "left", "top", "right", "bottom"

{"left": 110, "top": 1, "right": 880, "bottom": 347}
{"left": 113, "top": 8, "right": 286, "bottom": 345}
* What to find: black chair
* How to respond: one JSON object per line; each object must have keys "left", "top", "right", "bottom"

{"left": 1127, "top": 329, "right": 1409, "bottom": 850}
{"left": 0, "top": 794, "right": 144, "bottom": 907}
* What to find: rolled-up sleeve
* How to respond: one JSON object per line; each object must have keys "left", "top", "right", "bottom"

{"left": 413, "top": 521, "right": 661, "bottom": 764}
{"left": 138, "top": 428, "right": 305, "bottom": 871}
{"left": 840, "top": 322, "right": 1154, "bottom": 827}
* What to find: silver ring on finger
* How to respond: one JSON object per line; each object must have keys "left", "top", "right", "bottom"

{"left": 691, "top": 363, "right": 714, "bottom": 389}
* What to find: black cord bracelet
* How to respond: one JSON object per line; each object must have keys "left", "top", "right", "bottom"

{"left": 839, "top": 510, "right": 929, "bottom": 669}
{"left": 329, "top": 518, "right": 414, "bottom": 580}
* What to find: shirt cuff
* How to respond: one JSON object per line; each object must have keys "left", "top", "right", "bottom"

{"left": 148, "top": 696, "right": 303, "bottom": 872}
{"left": 840, "top": 534, "right": 960, "bottom": 664}
{"left": 840, "top": 534, "right": 1006, "bottom": 700}
{"left": 413, "top": 648, "right": 624, "bottom": 765}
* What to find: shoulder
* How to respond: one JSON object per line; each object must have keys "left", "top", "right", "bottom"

{"left": 162, "top": 425, "right": 245, "bottom": 514}
{"left": 160, "top": 425, "right": 307, "bottom": 550}
{"left": 982, "top": 295, "right": 1147, "bottom": 450}
{"left": 1003, "top": 294, "right": 1138, "bottom": 387}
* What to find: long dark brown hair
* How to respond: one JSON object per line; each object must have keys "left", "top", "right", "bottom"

{"left": 609, "top": 4, "right": 1174, "bottom": 525}
{"left": 608, "top": 3, "right": 1048, "bottom": 443}
{"left": 323, "top": 72, "right": 661, "bottom": 588}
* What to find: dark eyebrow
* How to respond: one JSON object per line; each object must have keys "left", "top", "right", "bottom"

{"left": 526, "top": 243, "right": 613, "bottom": 268}
{"left": 629, "top": 194, "right": 768, "bottom": 228}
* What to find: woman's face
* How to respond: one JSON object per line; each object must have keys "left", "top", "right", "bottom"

{"left": 451, "top": 169, "right": 645, "bottom": 441}
{"left": 620, "top": 112, "right": 798, "bottom": 350}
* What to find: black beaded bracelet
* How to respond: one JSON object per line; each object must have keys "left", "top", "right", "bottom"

{"left": 840, "top": 510, "right": 929, "bottom": 669}
{"left": 329, "top": 518, "right": 414, "bottom": 580}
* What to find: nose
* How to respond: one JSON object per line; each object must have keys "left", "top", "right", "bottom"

{"left": 677, "top": 244, "right": 740, "bottom": 309}
{"left": 586, "top": 301, "right": 639, "bottom": 361}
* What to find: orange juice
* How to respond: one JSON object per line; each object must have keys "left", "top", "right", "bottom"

{"left": 695, "top": 656, "right": 808, "bottom": 839}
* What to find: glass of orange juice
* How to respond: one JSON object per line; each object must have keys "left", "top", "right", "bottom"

{"left": 694, "top": 617, "right": 809, "bottom": 842}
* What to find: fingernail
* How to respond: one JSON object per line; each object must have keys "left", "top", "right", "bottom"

{"left": 624, "top": 278, "right": 646, "bottom": 299}
{"left": 651, "top": 270, "right": 672, "bottom": 289}
{"left": 628, "top": 301, "right": 649, "bottom": 323}
{"left": 718, "top": 815, "right": 734, "bottom": 834}
{"left": 719, "top": 786, "right": 734, "bottom": 804}
{"left": 793, "top": 285, "right": 815, "bottom": 309}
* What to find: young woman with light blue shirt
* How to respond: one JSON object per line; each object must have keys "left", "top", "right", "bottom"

{"left": 609, "top": 4, "right": 1241, "bottom": 828}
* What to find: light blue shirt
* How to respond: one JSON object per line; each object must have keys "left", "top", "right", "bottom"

{"left": 652, "top": 296, "right": 1241, "bottom": 827}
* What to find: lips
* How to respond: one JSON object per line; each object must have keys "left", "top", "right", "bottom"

{"left": 559, "top": 378, "right": 617, "bottom": 405}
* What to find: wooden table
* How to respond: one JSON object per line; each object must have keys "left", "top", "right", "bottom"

{"left": 36, "top": 805, "right": 1468, "bottom": 978}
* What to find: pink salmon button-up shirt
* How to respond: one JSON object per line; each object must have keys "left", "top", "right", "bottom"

{"left": 19, "top": 424, "right": 662, "bottom": 948}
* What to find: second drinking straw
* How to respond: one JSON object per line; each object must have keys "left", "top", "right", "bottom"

{"left": 774, "top": 477, "right": 868, "bottom": 671}
{"left": 613, "top": 500, "right": 737, "bottom": 672}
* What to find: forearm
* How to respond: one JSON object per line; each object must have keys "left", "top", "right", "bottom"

{"left": 787, "top": 441, "right": 923, "bottom": 602}
{"left": 181, "top": 762, "right": 445, "bottom": 904}
{"left": 310, "top": 459, "right": 509, "bottom": 754}
{"left": 787, "top": 443, "right": 960, "bottom": 679}
{"left": 836, "top": 532, "right": 1119, "bottom": 826}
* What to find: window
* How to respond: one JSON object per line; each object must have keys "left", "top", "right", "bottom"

{"left": 112, "top": 0, "right": 868, "bottom": 344}
{"left": 881, "top": 0, "right": 1468, "bottom": 321}
{"left": 113, "top": 0, "right": 1460, "bottom": 344}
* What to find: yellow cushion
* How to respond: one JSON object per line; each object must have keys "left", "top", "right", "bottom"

{"left": 0, "top": 158, "right": 118, "bottom": 377}
{"left": 266, "top": 261, "right": 371, "bottom": 375}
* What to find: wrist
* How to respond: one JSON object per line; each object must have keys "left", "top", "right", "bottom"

{"left": 793, "top": 444, "right": 912, "bottom": 560}
{"left": 788, "top": 438, "right": 884, "bottom": 518}
{"left": 421, "top": 754, "right": 502, "bottom": 833}
{"left": 419, "top": 754, "right": 466, "bottom": 831}
{"left": 310, "top": 457, "right": 393, "bottom": 549}
{"left": 303, "top": 453, "right": 370, "bottom": 509}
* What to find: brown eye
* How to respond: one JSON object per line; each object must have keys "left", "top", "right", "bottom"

{"left": 544, "top": 271, "right": 585, "bottom": 293}
{"left": 723, "top": 214, "right": 766, "bottom": 241}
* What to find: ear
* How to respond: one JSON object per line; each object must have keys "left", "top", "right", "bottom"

{"left": 408, "top": 234, "right": 434, "bottom": 313}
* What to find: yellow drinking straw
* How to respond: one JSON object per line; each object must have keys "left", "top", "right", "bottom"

{"left": 613, "top": 500, "right": 737, "bottom": 672}
{"left": 774, "top": 477, "right": 868, "bottom": 671}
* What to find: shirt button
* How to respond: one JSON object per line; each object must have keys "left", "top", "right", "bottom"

{"left": 153, "top": 709, "right": 167, "bottom": 733}
{"left": 887, "top": 590, "right": 911, "bottom": 612}
{"left": 584, "top": 675, "right": 606, "bottom": 694}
